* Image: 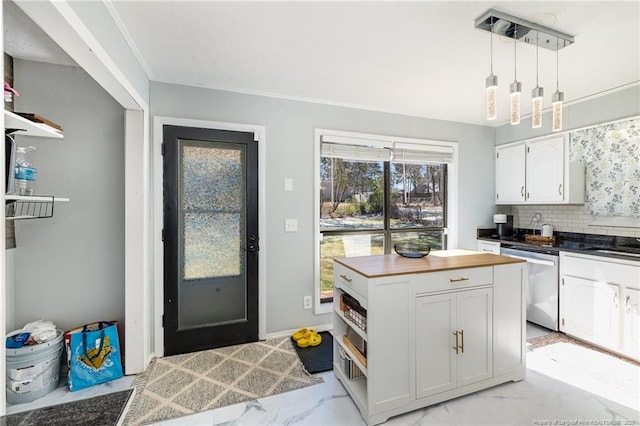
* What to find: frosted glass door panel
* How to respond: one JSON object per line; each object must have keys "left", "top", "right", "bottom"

{"left": 178, "top": 140, "right": 246, "bottom": 329}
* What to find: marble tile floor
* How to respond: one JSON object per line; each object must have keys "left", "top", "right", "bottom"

{"left": 152, "top": 368, "right": 639, "bottom": 426}
{"left": 5, "top": 374, "right": 135, "bottom": 415}
{"left": 525, "top": 322, "right": 554, "bottom": 340}
{"left": 7, "top": 322, "right": 640, "bottom": 426}
{"left": 152, "top": 322, "right": 639, "bottom": 425}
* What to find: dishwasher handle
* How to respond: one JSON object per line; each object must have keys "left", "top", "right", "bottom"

{"left": 502, "top": 254, "right": 556, "bottom": 267}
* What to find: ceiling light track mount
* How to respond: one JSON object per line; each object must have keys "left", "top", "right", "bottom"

{"left": 475, "top": 9, "right": 574, "bottom": 51}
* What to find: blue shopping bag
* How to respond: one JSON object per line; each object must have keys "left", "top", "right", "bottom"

{"left": 64, "top": 321, "right": 124, "bottom": 391}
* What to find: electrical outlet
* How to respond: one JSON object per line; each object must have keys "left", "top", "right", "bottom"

{"left": 285, "top": 219, "right": 298, "bottom": 232}
{"left": 303, "top": 296, "right": 312, "bottom": 310}
{"left": 532, "top": 213, "right": 541, "bottom": 223}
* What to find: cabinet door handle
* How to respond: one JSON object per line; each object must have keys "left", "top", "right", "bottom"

{"left": 339, "top": 274, "right": 353, "bottom": 283}
{"left": 558, "top": 183, "right": 563, "bottom": 196}
{"left": 459, "top": 330, "right": 464, "bottom": 353}
{"left": 626, "top": 295, "right": 631, "bottom": 312}
{"left": 449, "top": 277, "right": 470, "bottom": 283}
{"left": 452, "top": 331, "right": 459, "bottom": 354}
{"left": 521, "top": 186, "right": 525, "bottom": 197}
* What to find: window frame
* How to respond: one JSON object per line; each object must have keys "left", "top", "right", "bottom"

{"left": 313, "top": 129, "right": 459, "bottom": 315}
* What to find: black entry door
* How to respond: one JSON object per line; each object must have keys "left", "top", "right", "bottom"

{"left": 163, "top": 125, "right": 258, "bottom": 356}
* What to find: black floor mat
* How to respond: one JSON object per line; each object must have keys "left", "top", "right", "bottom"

{"left": 293, "top": 331, "right": 333, "bottom": 374}
{"left": 2, "top": 389, "right": 133, "bottom": 426}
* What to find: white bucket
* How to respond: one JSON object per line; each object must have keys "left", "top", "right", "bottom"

{"left": 6, "top": 330, "right": 64, "bottom": 404}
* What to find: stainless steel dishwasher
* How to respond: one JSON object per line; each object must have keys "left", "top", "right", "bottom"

{"left": 500, "top": 246, "right": 559, "bottom": 331}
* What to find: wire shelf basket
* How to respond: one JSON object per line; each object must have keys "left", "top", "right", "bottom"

{"left": 340, "top": 292, "right": 367, "bottom": 333}
{"left": 5, "top": 195, "right": 55, "bottom": 220}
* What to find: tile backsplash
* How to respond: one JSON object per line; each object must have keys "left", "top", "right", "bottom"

{"left": 500, "top": 204, "right": 640, "bottom": 238}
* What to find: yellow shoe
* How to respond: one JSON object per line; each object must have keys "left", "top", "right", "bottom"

{"left": 297, "top": 331, "right": 322, "bottom": 348}
{"left": 291, "top": 328, "right": 310, "bottom": 341}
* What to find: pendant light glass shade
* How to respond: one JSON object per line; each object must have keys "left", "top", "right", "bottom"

{"left": 552, "top": 40, "right": 564, "bottom": 132}
{"left": 531, "top": 86, "right": 544, "bottom": 128}
{"left": 552, "top": 90, "right": 564, "bottom": 132}
{"left": 531, "top": 31, "right": 544, "bottom": 129}
{"left": 485, "top": 18, "right": 498, "bottom": 120}
{"left": 486, "top": 74, "right": 498, "bottom": 120}
{"left": 510, "top": 81, "right": 522, "bottom": 125}
{"left": 510, "top": 24, "right": 521, "bottom": 125}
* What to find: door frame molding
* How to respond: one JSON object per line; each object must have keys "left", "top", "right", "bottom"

{"left": 153, "top": 116, "right": 266, "bottom": 357}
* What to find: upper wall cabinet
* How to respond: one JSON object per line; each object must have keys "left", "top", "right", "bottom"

{"left": 495, "top": 143, "right": 526, "bottom": 203}
{"left": 495, "top": 135, "right": 585, "bottom": 205}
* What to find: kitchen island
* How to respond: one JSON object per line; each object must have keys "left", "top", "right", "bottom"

{"left": 333, "top": 250, "right": 527, "bottom": 425}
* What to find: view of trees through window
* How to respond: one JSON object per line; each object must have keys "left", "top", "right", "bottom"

{"left": 319, "top": 156, "right": 447, "bottom": 302}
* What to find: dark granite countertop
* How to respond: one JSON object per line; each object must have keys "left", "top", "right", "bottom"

{"left": 477, "top": 227, "right": 640, "bottom": 262}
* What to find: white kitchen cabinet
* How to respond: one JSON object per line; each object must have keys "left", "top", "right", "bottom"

{"left": 560, "top": 251, "right": 640, "bottom": 361}
{"left": 560, "top": 275, "right": 620, "bottom": 350}
{"left": 493, "top": 263, "right": 527, "bottom": 376}
{"left": 333, "top": 253, "right": 526, "bottom": 425}
{"left": 495, "top": 135, "right": 584, "bottom": 205}
{"left": 477, "top": 239, "right": 500, "bottom": 254}
{"left": 495, "top": 143, "right": 525, "bottom": 203}
{"left": 623, "top": 287, "right": 640, "bottom": 360}
{"left": 526, "top": 137, "right": 565, "bottom": 202}
{"left": 416, "top": 287, "right": 492, "bottom": 399}
{"left": 333, "top": 262, "right": 412, "bottom": 420}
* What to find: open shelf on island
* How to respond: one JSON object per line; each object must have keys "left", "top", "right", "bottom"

{"left": 4, "top": 110, "right": 64, "bottom": 139}
{"left": 5, "top": 194, "right": 70, "bottom": 220}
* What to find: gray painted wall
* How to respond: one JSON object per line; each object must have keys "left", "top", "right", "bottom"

{"left": 495, "top": 85, "right": 640, "bottom": 144}
{"left": 10, "top": 60, "right": 125, "bottom": 332}
{"left": 150, "top": 81, "right": 496, "bottom": 333}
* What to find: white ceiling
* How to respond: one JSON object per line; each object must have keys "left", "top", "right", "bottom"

{"left": 3, "top": 1, "right": 76, "bottom": 67}
{"left": 6, "top": 1, "right": 640, "bottom": 126}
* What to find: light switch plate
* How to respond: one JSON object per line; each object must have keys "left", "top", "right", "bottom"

{"left": 285, "top": 219, "right": 298, "bottom": 232}
{"left": 284, "top": 178, "right": 293, "bottom": 191}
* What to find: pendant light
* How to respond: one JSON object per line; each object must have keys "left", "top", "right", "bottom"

{"left": 510, "top": 24, "right": 522, "bottom": 125}
{"left": 485, "top": 17, "right": 498, "bottom": 120}
{"left": 552, "top": 39, "right": 564, "bottom": 132}
{"left": 531, "top": 30, "right": 544, "bottom": 129}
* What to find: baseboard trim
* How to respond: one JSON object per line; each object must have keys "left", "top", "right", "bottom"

{"left": 265, "top": 323, "right": 333, "bottom": 340}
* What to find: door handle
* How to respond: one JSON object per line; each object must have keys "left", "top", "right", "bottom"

{"left": 626, "top": 295, "right": 631, "bottom": 312}
{"left": 340, "top": 274, "right": 353, "bottom": 283}
{"left": 449, "top": 277, "right": 470, "bottom": 283}
{"left": 521, "top": 186, "right": 525, "bottom": 198}
{"left": 558, "top": 183, "right": 563, "bottom": 196}
{"left": 246, "top": 235, "right": 259, "bottom": 252}
{"left": 459, "top": 330, "right": 464, "bottom": 353}
{"left": 452, "top": 331, "right": 459, "bottom": 354}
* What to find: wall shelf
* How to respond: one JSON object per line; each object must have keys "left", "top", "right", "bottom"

{"left": 4, "top": 110, "right": 63, "bottom": 139}
{"left": 5, "top": 195, "right": 70, "bottom": 220}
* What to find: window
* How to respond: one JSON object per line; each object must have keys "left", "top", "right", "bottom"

{"left": 314, "top": 131, "right": 457, "bottom": 313}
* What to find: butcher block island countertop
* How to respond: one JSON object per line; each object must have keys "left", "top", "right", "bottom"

{"left": 334, "top": 249, "right": 525, "bottom": 278}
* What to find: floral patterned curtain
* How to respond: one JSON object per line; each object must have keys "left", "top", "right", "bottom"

{"left": 569, "top": 118, "right": 640, "bottom": 217}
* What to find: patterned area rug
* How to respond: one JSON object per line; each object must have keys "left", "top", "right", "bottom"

{"left": 527, "top": 331, "right": 640, "bottom": 366}
{"left": 2, "top": 389, "right": 132, "bottom": 426}
{"left": 122, "top": 337, "right": 323, "bottom": 425}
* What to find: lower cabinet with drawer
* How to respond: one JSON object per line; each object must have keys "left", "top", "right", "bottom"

{"left": 559, "top": 252, "right": 640, "bottom": 361}
{"left": 333, "top": 254, "right": 526, "bottom": 425}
